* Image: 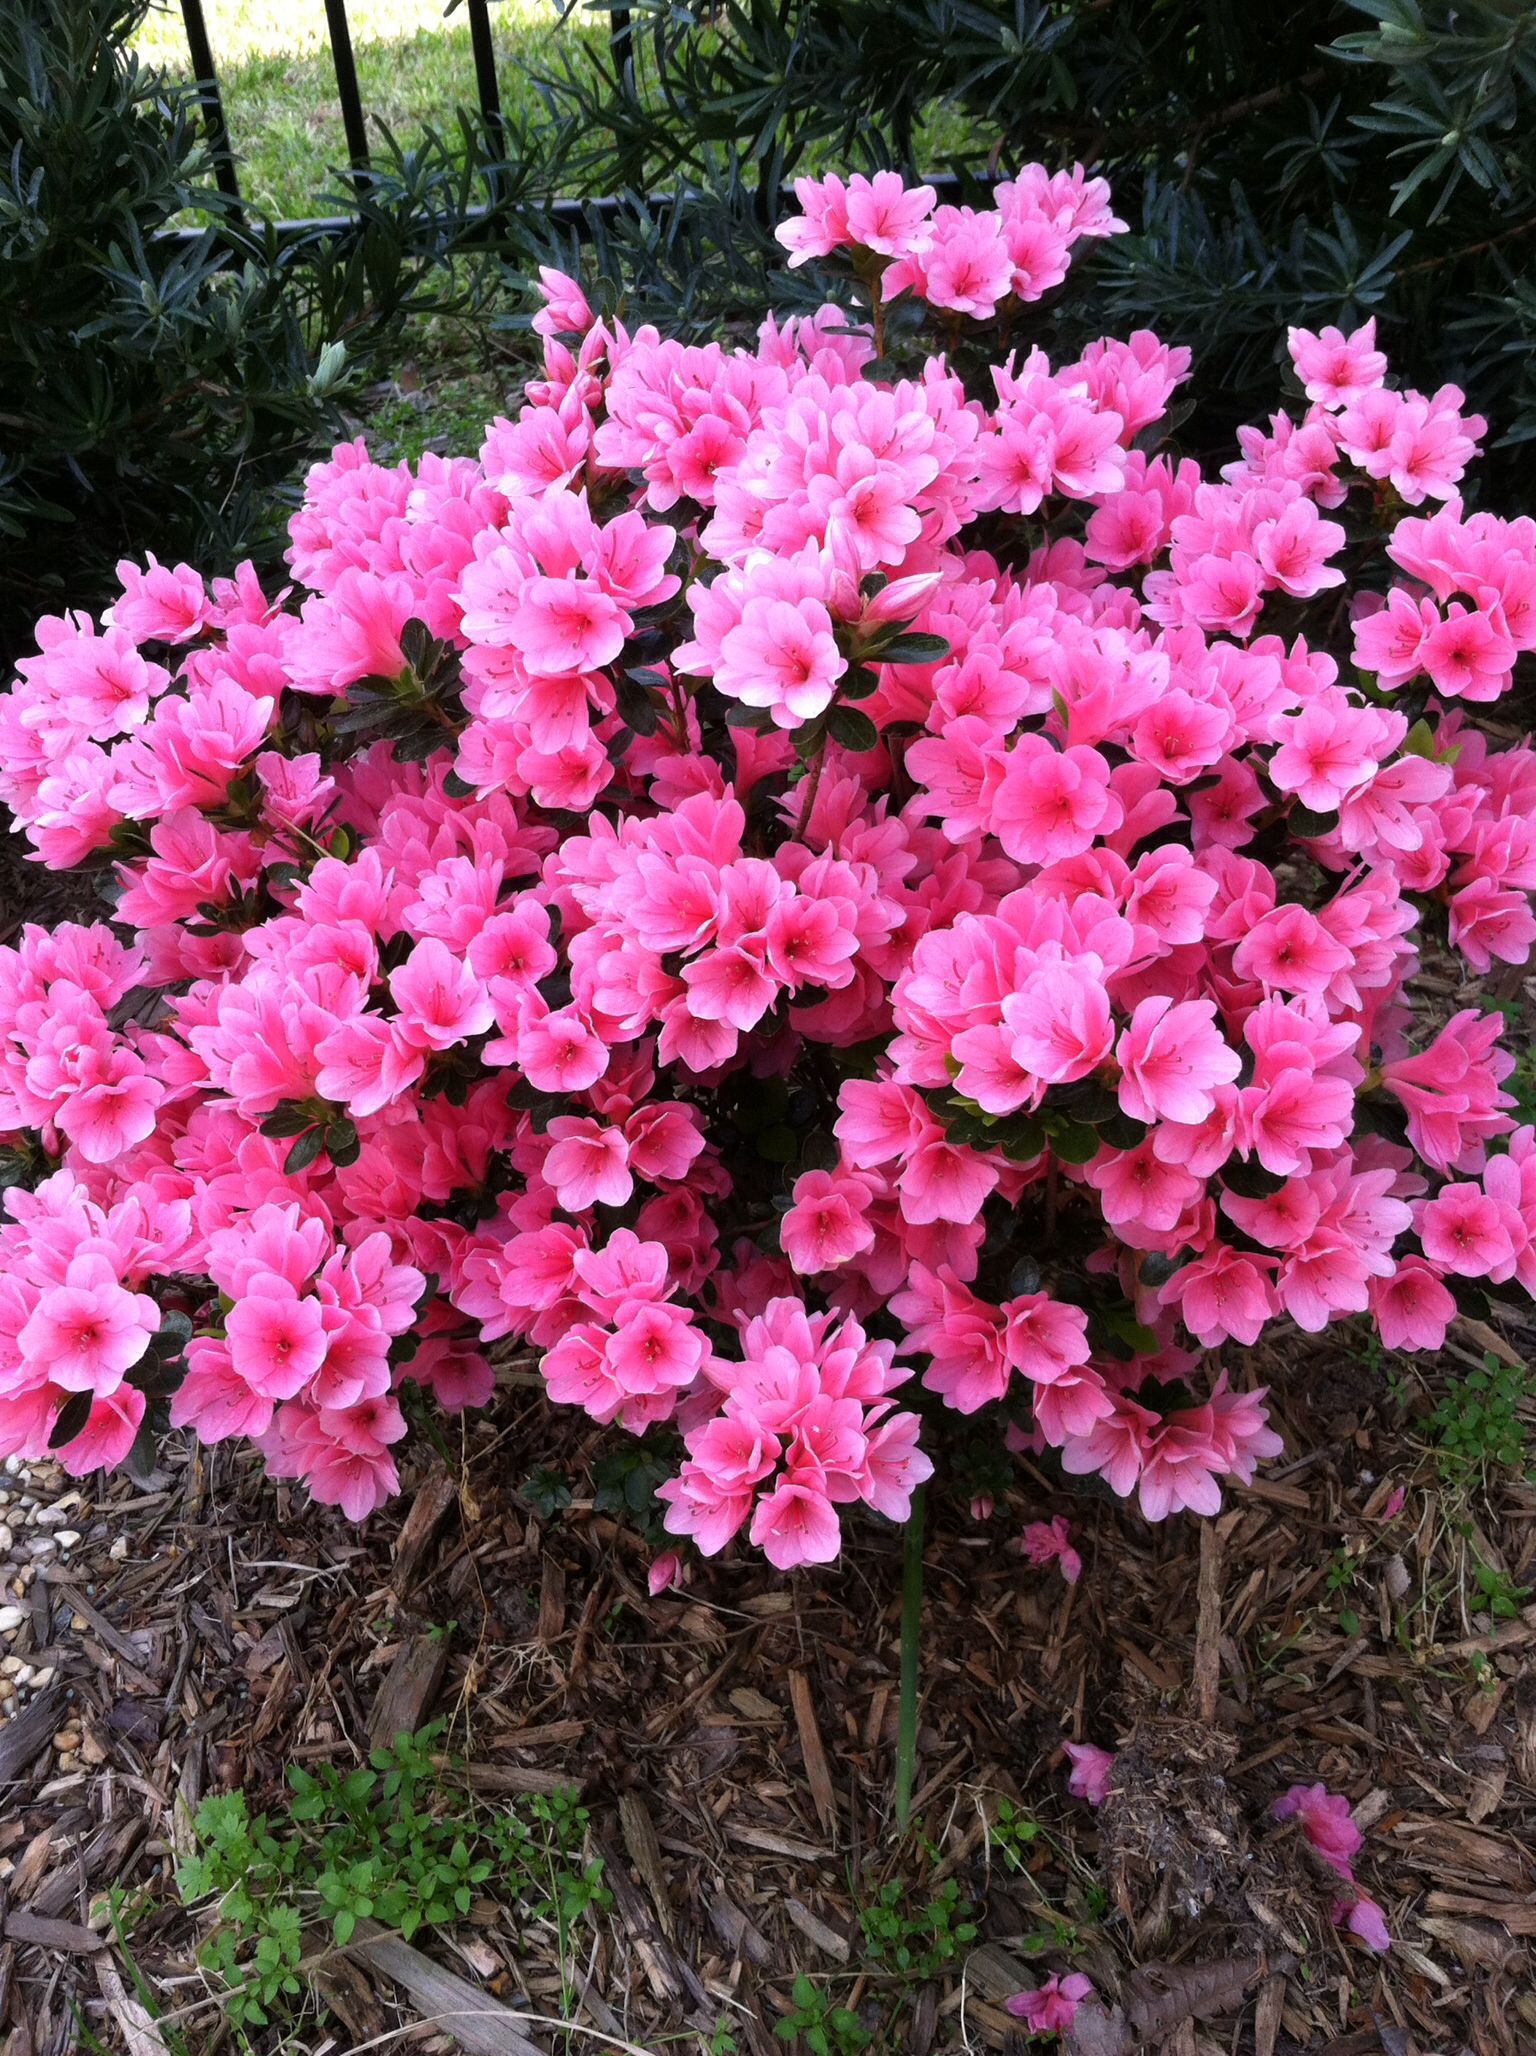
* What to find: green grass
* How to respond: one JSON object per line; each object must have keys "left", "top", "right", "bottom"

{"left": 132, "top": 2, "right": 988, "bottom": 222}
{"left": 134, "top": 0, "right": 597, "bottom": 219}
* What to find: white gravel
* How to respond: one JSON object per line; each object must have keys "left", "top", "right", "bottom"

{"left": 0, "top": 1454, "right": 94, "bottom": 1753}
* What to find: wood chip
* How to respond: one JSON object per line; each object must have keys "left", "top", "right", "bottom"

{"left": 783, "top": 1895, "right": 850, "bottom": 1962}
{"left": 391, "top": 1467, "right": 459, "bottom": 1592}
{"left": 344, "top": 1919, "right": 543, "bottom": 2055}
{"left": 618, "top": 1790, "right": 676, "bottom": 1944}
{"left": 706, "top": 1890, "right": 771, "bottom": 1967}
{"left": 2, "top": 1910, "right": 104, "bottom": 1955}
{"left": 0, "top": 1686, "right": 67, "bottom": 1785}
{"left": 368, "top": 1631, "right": 448, "bottom": 1747}
{"left": 788, "top": 1669, "right": 837, "bottom": 1837}
{"left": 536, "top": 1555, "right": 566, "bottom": 1645}
{"left": 1193, "top": 1518, "right": 1223, "bottom": 1724}
{"left": 94, "top": 1956, "right": 170, "bottom": 2056}
{"left": 1423, "top": 1891, "right": 1536, "bottom": 1936}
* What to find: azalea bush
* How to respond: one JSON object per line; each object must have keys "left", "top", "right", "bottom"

{"left": 1, "top": 164, "right": 1534, "bottom": 1572}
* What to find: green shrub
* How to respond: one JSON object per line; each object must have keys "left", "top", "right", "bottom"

{"left": 0, "top": 0, "right": 530, "bottom": 662}
{"left": 539, "top": 1, "right": 1536, "bottom": 490}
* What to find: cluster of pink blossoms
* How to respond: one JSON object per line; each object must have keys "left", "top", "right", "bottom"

{"left": 1273, "top": 1781, "right": 1391, "bottom": 1953}
{"left": 1, "top": 163, "right": 1533, "bottom": 1566}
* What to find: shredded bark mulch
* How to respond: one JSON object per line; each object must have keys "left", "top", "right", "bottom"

{"left": 1, "top": 1310, "right": 1532, "bottom": 2056}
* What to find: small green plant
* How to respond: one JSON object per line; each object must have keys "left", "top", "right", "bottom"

{"left": 1325, "top": 1542, "right": 1365, "bottom": 1638}
{"left": 1469, "top": 1553, "right": 1531, "bottom": 1623}
{"left": 987, "top": 1795, "right": 1042, "bottom": 1872}
{"left": 856, "top": 1876, "right": 977, "bottom": 1982}
{"left": 178, "top": 1724, "right": 609, "bottom": 2041}
{"left": 775, "top": 1974, "right": 871, "bottom": 2056}
{"left": 523, "top": 1465, "right": 574, "bottom": 1518}
{"left": 1431, "top": 1352, "right": 1535, "bottom": 1482}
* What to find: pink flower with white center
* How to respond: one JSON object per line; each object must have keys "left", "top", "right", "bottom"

{"left": 1116, "top": 996, "right": 1240, "bottom": 1126}
{"left": 1233, "top": 903, "right": 1354, "bottom": 998}
{"left": 843, "top": 171, "right": 936, "bottom": 258}
{"left": 112, "top": 554, "right": 210, "bottom": 644}
{"left": 993, "top": 738, "right": 1121, "bottom": 864}
{"left": 1420, "top": 603, "right": 1516, "bottom": 701}
{"left": 1418, "top": 1184, "right": 1515, "bottom": 1278}
{"left": 1063, "top": 1741, "right": 1114, "bottom": 1807}
{"left": 1006, "top": 1972, "right": 1095, "bottom": 2035}
{"left": 1287, "top": 320, "right": 1388, "bottom": 408}
{"left": 774, "top": 174, "right": 851, "bottom": 265}
{"left": 1352, "top": 587, "right": 1439, "bottom": 687}
{"left": 782, "top": 1166, "right": 877, "bottom": 1274}
{"left": 505, "top": 575, "right": 628, "bottom": 677}
{"left": 1160, "top": 1243, "right": 1277, "bottom": 1347}
{"left": 224, "top": 1277, "right": 328, "bottom": 1401}
{"left": 749, "top": 1476, "right": 842, "bottom": 1569}
{"left": 514, "top": 1001, "right": 610, "bottom": 1094}
{"left": 1273, "top": 1782, "right": 1361, "bottom": 1882}
{"left": 1369, "top": 1258, "right": 1455, "bottom": 1352}
{"left": 17, "top": 1255, "right": 158, "bottom": 1394}
{"left": 1020, "top": 1515, "right": 1082, "bottom": 1584}
{"left": 389, "top": 939, "right": 495, "bottom": 1052}
{"left": 715, "top": 595, "right": 846, "bottom": 728}
{"left": 543, "top": 1118, "right": 633, "bottom": 1212}
{"left": 1002, "top": 961, "right": 1115, "bottom": 1086}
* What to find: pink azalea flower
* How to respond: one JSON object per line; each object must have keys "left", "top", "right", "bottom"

{"left": 1116, "top": 996, "right": 1241, "bottom": 1126}
{"left": 1020, "top": 1515, "right": 1082, "bottom": 1584}
{"left": 1006, "top": 1972, "right": 1095, "bottom": 2035}
{"left": 1063, "top": 1741, "right": 1114, "bottom": 1807}
{"left": 1273, "top": 1782, "right": 1361, "bottom": 1882}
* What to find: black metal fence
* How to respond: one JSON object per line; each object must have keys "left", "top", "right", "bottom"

{"left": 175, "top": 0, "right": 633, "bottom": 228}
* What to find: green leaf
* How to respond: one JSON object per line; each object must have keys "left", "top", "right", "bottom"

{"left": 827, "top": 704, "right": 878, "bottom": 751}
{"left": 724, "top": 701, "right": 775, "bottom": 731}
{"left": 283, "top": 1127, "right": 325, "bottom": 1174}
{"left": 1045, "top": 1119, "right": 1102, "bottom": 1165}
{"left": 615, "top": 672, "right": 661, "bottom": 737}
{"left": 1288, "top": 802, "right": 1340, "bottom": 838}
{"left": 261, "top": 1104, "right": 316, "bottom": 1140}
{"left": 878, "top": 631, "right": 950, "bottom": 666}
{"left": 324, "top": 1117, "right": 360, "bottom": 1167}
{"left": 48, "top": 1389, "right": 94, "bottom": 1450}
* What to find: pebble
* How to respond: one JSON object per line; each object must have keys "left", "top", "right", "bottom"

{"left": 0, "top": 1461, "right": 96, "bottom": 1714}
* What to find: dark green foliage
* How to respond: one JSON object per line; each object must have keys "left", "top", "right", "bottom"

{"left": 0, "top": 0, "right": 532, "bottom": 661}
{"left": 537, "top": 1, "right": 1536, "bottom": 487}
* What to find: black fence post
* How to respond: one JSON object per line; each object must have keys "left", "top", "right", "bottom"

{"left": 323, "top": 0, "right": 372, "bottom": 183}
{"left": 178, "top": 0, "right": 243, "bottom": 206}
{"left": 610, "top": 5, "right": 634, "bottom": 94}
{"left": 465, "top": 0, "right": 508, "bottom": 207}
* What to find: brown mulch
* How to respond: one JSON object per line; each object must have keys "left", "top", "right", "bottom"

{"left": 0, "top": 1318, "right": 1533, "bottom": 2056}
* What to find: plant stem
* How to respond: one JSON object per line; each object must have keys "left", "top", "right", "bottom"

{"left": 795, "top": 738, "right": 829, "bottom": 840}
{"left": 894, "top": 1483, "right": 926, "bottom": 1833}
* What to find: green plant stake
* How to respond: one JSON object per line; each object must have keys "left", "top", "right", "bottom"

{"left": 894, "top": 1482, "right": 925, "bottom": 1832}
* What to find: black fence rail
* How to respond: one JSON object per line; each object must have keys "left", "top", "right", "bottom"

{"left": 176, "top": 0, "right": 633, "bottom": 225}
